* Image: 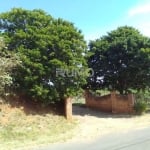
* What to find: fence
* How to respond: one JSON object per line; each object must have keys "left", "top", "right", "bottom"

{"left": 85, "top": 90, "right": 135, "bottom": 114}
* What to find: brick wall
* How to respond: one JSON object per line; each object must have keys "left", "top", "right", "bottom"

{"left": 85, "top": 90, "right": 135, "bottom": 114}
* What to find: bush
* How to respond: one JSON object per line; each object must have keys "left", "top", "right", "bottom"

{"left": 134, "top": 89, "right": 150, "bottom": 114}
{"left": 134, "top": 101, "right": 147, "bottom": 115}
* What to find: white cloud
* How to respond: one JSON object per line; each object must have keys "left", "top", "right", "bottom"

{"left": 136, "top": 22, "right": 150, "bottom": 37}
{"left": 128, "top": 1, "right": 150, "bottom": 17}
{"left": 125, "top": 20, "right": 150, "bottom": 37}
{"left": 125, "top": 1, "right": 150, "bottom": 37}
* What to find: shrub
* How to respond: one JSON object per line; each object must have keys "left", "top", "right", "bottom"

{"left": 134, "top": 101, "right": 147, "bottom": 115}
{"left": 134, "top": 89, "right": 150, "bottom": 114}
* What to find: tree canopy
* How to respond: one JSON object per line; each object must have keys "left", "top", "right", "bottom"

{"left": 88, "top": 26, "right": 150, "bottom": 94}
{"left": 0, "top": 8, "right": 88, "bottom": 103}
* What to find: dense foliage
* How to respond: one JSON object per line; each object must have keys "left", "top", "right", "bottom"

{"left": 88, "top": 26, "right": 150, "bottom": 94}
{"left": 0, "top": 38, "right": 19, "bottom": 95}
{"left": 0, "top": 8, "right": 88, "bottom": 103}
{"left": 1, "top": 8, "right": 149, "bottom": 103}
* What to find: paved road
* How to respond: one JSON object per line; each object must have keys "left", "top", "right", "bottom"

{"left": 35, "top": 127, "right": 150, "bottom": 150}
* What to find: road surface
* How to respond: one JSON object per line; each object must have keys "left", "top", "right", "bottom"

{"left": 35, "top": 127, "right": 150, "bottom": 150}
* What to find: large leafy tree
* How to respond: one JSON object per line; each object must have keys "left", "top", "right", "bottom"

{"left": 88, "top": 26, "right": 150, "bottom": 94}
{"left": 0, "top": 8, "right": 88, "bottom": 104}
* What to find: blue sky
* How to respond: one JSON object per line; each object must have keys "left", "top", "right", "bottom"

{"left": 1, "top": 0, "right": 150, "bottom": 41}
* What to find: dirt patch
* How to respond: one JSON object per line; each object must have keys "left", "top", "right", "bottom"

{"left": 71, "top": 105, "right": 150, "bottom": 142}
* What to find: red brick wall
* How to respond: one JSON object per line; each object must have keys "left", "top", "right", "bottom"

{"left": 85, "top": 90, "right": 134, "bottom": 114}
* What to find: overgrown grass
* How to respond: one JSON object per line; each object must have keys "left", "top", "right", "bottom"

{"left": 0, "top": 104, "right": 77, "bottom": 150}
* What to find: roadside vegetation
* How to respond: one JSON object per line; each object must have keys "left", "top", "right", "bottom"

{"left": 134, "top": 89, "right": 150, "bottom": 114}
{"left": 0, "top": 8, "right": 150, "bottom": 150}
{"left": 0, "top": 98, "right": 77, "bottom": 150}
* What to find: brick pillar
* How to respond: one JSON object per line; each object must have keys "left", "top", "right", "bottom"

{"left": 84, "top": 90, "right": 89, "bottom": 107}
{"left": 65, "top": 97, "right": 72, "bottom": 120}
{"left": 128, "top": 94, "right": 135, "bottom": 113}
{"left": 111, "top": 91, "right": 117, "bottom": 113}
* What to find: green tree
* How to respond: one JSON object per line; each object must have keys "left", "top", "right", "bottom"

{"left": 88, "top": 26, "right": 150, "bottom": 94}
{"left": 0, "top": 38, "right": 19, "bottom": 95}
{"left": 0, "top": 8, "right": 88, "bottom": 104}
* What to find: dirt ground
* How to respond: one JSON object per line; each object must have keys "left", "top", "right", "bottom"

{"left": 1, "top": 97, "right": 150, "bottom": 146}
{"left": 71, "top": 105, "right": 150, "bottom": 142}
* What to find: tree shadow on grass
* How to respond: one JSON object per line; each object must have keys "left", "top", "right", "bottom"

{"left": 1, "top": 95, "right": 65, "bottom": 116}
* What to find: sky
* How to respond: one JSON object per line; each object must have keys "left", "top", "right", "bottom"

{"left": 0, "top": 0, "right": 150, "bottom": 41}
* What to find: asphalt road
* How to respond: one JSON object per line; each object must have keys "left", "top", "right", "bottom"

{"left": 35, "top": 127, "right": 150, "bottom": 150}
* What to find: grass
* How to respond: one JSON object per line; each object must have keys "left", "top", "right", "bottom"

{"left": 0, "top": 101, "right": 77, "bottom": 150}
